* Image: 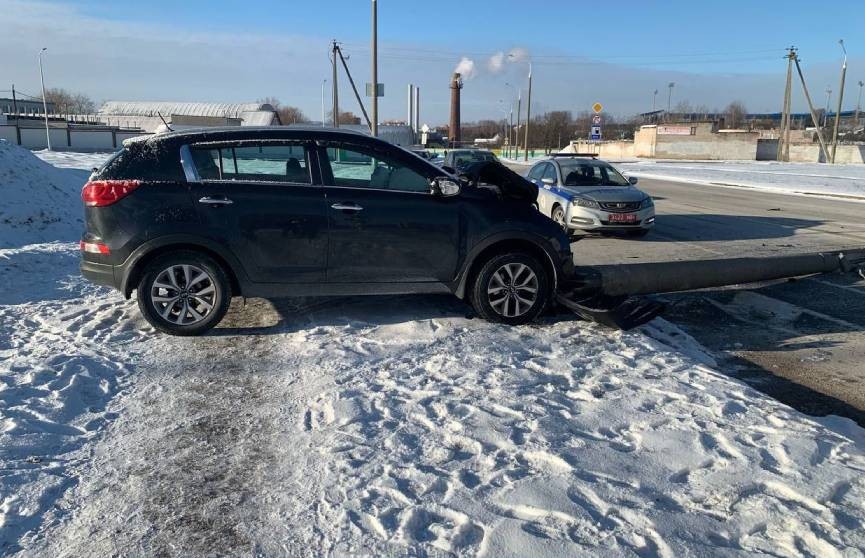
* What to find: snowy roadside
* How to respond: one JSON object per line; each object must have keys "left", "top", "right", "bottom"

{"left": 617, "top": 160, "right": 865, "bottom": 203}
{"left": 2, "top": 149, "right": 865, "bottom": 556}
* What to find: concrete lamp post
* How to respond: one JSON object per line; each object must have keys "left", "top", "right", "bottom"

{"left": 38, "top": 47, "right": 51, "bottom": 151}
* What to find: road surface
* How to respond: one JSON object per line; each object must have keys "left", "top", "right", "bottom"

{"left": 568, "top": 177, "right": 865, "bottom": 423}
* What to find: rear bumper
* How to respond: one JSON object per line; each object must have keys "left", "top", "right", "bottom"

{"left": 80, "top": 259, "right": 119, "bottom": 289}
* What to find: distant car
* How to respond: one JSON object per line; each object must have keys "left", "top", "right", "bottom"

{"left": 526, "top": 155, "right": 655, "bottom": 237}
{"left": 443, "top": 149, "right": 499, "bottom": 171}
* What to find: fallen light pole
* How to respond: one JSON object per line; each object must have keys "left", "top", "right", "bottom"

{"left": 558, "top": 249, "right": 865, "bottom": 329}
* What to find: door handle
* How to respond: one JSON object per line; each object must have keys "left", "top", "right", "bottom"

{"left": 198, "top": 196, "right": 234, "bottom": 206}
{"left": 331, "top": 203, "right": 363, "bottom": 212}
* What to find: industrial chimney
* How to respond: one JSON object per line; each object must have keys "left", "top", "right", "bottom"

{"left": 449, "top": 73, "right": 462, "bottom": 147}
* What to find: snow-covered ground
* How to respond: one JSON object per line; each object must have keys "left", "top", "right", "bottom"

{"left": 2, "top": 147, "right": 865, "bottom": 556}
{"left": 617, "top": 161, "right": 865, "bottom": 202}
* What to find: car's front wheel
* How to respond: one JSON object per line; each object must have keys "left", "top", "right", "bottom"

{"left": 137, "top": 251, "right": 231, "bottom": 336}
{"left": 551, "top": 205, "right": 567, "bottom": 231}
{"left": 471, "top": 252, "right": 551, "bottom": 325}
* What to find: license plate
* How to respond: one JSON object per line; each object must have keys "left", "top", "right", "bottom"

{"left": 608, "top": 213, "right": 637, "bottom": 223}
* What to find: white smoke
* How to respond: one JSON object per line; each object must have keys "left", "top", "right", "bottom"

{"left": 486, "top": 48, "right": 530, "bottom": 74}
{"left": 506, "top": 47, "right": 529, "bottom": 64}
{"left": 487, "top": 51, "right": 505, "bottom": 73}
{"left": 454, "top": 57, "right": 477, "bottom": 80}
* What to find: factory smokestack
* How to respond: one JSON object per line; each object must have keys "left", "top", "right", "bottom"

{"left": 449, "top": 73, "right": 462, "bottom": 147}
{"left": 407, "top": 84, "right": 414, "bottom": 130}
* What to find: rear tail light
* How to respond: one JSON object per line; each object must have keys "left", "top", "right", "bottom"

{"left": 82, "top": 180, "right": 141, "bottom": 207}
{"left": 79, "top": 240, "right": 110, "bottom": 255}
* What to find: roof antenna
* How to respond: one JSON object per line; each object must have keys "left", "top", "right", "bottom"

{"left": 157, "top": 111, "right": 173, "bottom": 132}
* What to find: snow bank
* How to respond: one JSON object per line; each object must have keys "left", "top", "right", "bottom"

{"left": 619, "top": 160, "right": 865, "bottom": 202}
{"left": 32, "top": 150, "right": 113, "bottom": 171}
{"left": 0, "top": 142, "right": 91, "bottom": 248}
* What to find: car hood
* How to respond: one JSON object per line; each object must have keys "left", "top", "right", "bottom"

{"left": 561, "top": 186, "right": 646, "bottom": 203}
{"left": 458, "top": 161, "right": 538, "bottom": 204}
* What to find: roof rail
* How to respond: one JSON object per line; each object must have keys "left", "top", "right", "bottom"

{"left": 549, "top": 152, "right": 599, "bottom": 158}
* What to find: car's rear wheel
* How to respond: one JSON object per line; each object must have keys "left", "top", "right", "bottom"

{"left": 137, "top": 251, "right": 231, "bottom": 336}
{"left": 551, "top": 205, "right": 567, "bottom": 231}
{"left": 471, "top": 252, "right": 551, "bottom": 325}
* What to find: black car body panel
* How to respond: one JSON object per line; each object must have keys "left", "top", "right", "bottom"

{"left": 80, "top": 127, "right": 571, "bottom": 301}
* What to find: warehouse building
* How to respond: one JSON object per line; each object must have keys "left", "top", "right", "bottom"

{"left": 96, "top": 101, "right": 281, "bottom": 133}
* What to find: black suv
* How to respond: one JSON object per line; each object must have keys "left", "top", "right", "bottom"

{"left": 80, "top": 127, "right": 571, "bottom": 335}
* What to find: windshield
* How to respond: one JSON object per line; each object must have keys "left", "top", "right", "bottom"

{"left": 559, "top": 160, "right": 629, "bottom": 187}
{"left": 453, "top": 151, "right": 498, "bottom": 166}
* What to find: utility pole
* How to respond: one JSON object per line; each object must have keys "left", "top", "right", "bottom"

{"left": 11, "top": 84, "right": 18, "bottom": 115}
{"left": 652, "top": 89, "right": 658, "bottom": 112}
{"left": 335, "top": 45, "right": 372, "bottom": 130}
{"left": 777, "top": 47, "right": 795, "bottom": 162}
{"left": 794, "top": 54, "right": 830, "bottom": 162}
{"left": 508, "top": 107, "right": 513, "bottom": 158}
{"left": 856, "top": 80, "right": 864, "bottom": 128}
{"left": 523, "top": 63, "right": 532, "bottom": 162}
{"left": 38, "top": 48, "right": 51, "bottom": 151}
{"left": 331, "top": 41, "right": 339, "bottom": 127}
{"left": 370, "top": 0, "right": 378, "bottom": 137}
{"left": 830, "top": 39, "right": 847, "bottom": 164}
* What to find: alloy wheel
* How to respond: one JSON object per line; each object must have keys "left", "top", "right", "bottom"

{"left": 150, "top": 264, "right": 216, "bottom": 325}
{"left": 487, "top": 263, "right": 539, "bottom": 318}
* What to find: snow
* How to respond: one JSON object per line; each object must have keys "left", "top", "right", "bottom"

{"left": 0, "top": 142, "right": 96, "bottom": 249}
{"left": 618, "top": 160, "right": 865, "bottom": 202}
{"left": 1, "top": 150, "right": 865, "bottom": 556}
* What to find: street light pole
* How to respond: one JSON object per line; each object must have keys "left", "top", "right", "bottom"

{"left": 321, "top": 79, "right": 327, "bottom": 126}
{"left": 38, "top": 47, "right": 51, "bottom": 151}
{"left": 652, "top": 89, "right": 658, "bottom": 112}
{"left": 856, "top": 80, "right": 864, "bottom": 128}
{"left": 824, "top": 87, "right": 832, "bottom": 127}
{"left": 523, "top": 63, "right": 532, "bottom": 162}
{"left": 667, "top": 82, "right": 675, "bottom": 113}
{"left": 506, "top": 81, "right": 521, "bottom": 160}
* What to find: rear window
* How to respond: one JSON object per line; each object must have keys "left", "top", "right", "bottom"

{"left": 95, "top": 141, "right": 184, "bottom": 182}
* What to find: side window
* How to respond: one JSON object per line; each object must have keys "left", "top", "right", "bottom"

{"left": 325, "top": 145, "right": 430, "bottom": 193}
{"left": 543, "top": 164, "right": 558, "bottom": 184}
{"left": 527, "top": 164, "right": 545, "bottom": 181}
{"left": 190, "top": 143, "right": 311, "bottom": 184}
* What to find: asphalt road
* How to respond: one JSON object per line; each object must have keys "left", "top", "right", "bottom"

{"left": 566, "top": 177, "right": 865, "bottom": 424}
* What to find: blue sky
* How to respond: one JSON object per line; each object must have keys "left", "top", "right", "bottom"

{"left": 4, "top": 0, "right": 865, "bottom": 124}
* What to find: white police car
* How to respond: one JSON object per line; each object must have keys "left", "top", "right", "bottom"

{"left": 526, "top": 155, "right": 655, "bottom": 237}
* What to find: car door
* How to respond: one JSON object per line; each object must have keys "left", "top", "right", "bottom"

{"left": 319, "top": 141, "right": 461, "bottom": 283}
{"left": 186, "top": 142, "right": 328, "bottom": 283}
{"left": 528, "top": 163, "right": 553, "bottom": 215}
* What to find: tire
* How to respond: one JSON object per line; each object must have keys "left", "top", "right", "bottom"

{"left": 137, "top": 251, "right": 232, "bottom": 336}
{"left": 471, "top": 252, "right": 551, "bottom": 325}
{"left": 551, "top": 205, "right": 567, "bottom": 231}
{"left": 627, "top": 228, "right": 651, "bottom": 238}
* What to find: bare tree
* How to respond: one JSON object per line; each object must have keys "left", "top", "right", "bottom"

{"left": 724, "top": 100, "right": 748, "bottom": 129}
{"left": 326, "top": 110, "right": 362, "bottom": 125}
{"left": 44, "top": 88, "right": 96, "bottom": 115}
{"left": 258, "top": 97, "right": 309, "bottom": 125}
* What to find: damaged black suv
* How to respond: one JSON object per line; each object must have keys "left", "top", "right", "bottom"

{"left": 80, "top": 127, "right": 572, "bottom": 335}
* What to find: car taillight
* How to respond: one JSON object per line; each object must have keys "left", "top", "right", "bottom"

{"left": 82, "top": 180, "right": 141, "bottom": 207}
{"left": 79, "top": 240, "right": 110, "bottom": 255}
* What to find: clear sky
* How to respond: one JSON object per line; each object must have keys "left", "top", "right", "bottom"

{"left": 3, "top": 0, "right": 865, "bottom": 124}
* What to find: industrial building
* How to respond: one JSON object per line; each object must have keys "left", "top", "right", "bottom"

{"left": 96, "top": 101, "right": 282, "bottom": 132}
{"left": 0, "top": 97, "right": 56, "bottom": 116}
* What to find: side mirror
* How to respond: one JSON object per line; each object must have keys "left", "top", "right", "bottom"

{"left": 431, "top": 177, "right": 461, "bottom": 197}
{"left": 628, "top": 176, "right": 639, "bottom": 185}
{"left": 541, "top": 177, "right": 555, "bottom": 186}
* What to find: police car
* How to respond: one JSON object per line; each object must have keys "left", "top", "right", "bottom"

{"left": 526, "top": 154, "right": 655, "bottom": 237}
